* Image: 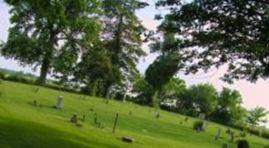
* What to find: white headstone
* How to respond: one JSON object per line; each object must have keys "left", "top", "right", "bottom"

{"left": 55, "top": 95, "right": 63, "bottom": 109}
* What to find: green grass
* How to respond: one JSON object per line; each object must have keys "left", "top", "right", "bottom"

{"left": 0, "top": 81, "right": 268, "bottom": 148}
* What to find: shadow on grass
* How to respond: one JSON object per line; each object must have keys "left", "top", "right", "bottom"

{"left": 0, "top": 117, "right": 116, "bottom": 148}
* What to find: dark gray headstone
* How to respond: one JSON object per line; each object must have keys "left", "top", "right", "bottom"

{"left": 122, "top": 136, "right": 134, "bottom": 143}
{"left": 70, "top": 114, "right": 78, "bottom": 123}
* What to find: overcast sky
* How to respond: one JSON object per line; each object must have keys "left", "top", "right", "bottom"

{"left": 0, "top": 1, "right": 268, "bottom": 127}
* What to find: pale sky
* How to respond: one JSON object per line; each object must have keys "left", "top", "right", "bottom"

{"left": 0, "top": 1, "right": 268, "bottom": 127}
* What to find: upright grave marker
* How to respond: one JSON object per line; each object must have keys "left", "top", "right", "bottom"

{"left": 55, "top": 95, "right": 64, "bottom": 109}
{"left": 70, "top": 114, "right": 78, "bottom": 123}
{"left": 215, "top": 128, "right": 221, "bottom": 140}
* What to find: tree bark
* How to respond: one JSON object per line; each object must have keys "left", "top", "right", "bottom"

{"left": 37, "top": 25, "right": 56, "bottom": 85}
{"left": 37, "top": 56, "right": 50, "bottom": 85}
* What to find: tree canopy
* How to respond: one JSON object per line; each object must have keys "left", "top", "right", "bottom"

{"left": 178, "top": 83, "right": 218, "bottom": 117}
{"left": 1, "top": 0, "right": 101, "bottom": 84}
{"left": 156, "top": 0, "right": 269, "bottom": 83}
{"left": 210, "top": 87, "right": 246, "bottom": 125}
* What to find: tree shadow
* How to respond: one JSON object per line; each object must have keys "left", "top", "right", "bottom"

{"left": 0, "top": 117, "right": 117, "bottom": 148}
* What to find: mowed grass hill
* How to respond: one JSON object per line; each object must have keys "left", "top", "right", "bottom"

{"left": 0, "top": 81, "right": 268, "bottom": 148}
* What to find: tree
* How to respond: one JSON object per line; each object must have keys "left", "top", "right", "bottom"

{"left": 73, "top": 42, "right": 117, "bottom": 96}
{"left": 178, "top": 83, "right": 218, "bottom": 117}
{"left": 210, "top": 87, "right": 246, "bottom": 125}
{"left": 100, "top": 0, "right": 148, "bottom": 92}
{"left": 145, "top": 52, "right": 183, "bottom": 107}
{"left": 133, "top": 76, "right": 186, "bottom": 106}
{"left": 159, "top": 77, "right": 186, "bottom": 101}
{"left": 155, "top": 0, "right": 269, "bottom": 83}
{"left": 1, "top": 0, "right": 100, "bottom": 84}
{"left": 246, "top": 106, "right": 268, "bottom": 131}
{"left": 132, "top": 75, "right": 154, "bottom": 105}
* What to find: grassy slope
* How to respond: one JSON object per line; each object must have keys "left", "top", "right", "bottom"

{"left": 0, "top": 81, "right": 268, "bottom": 148}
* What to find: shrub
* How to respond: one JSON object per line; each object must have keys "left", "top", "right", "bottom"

{"left": 193, "top": 120, "right": 205, "bottom": 132}
{"left": 264, "top": 145, "right": 269, "bottom": 148}
{"left": 237, "top": 139, "right": 249, "bottom": 148}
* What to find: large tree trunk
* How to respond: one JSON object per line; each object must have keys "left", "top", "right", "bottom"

{"left": 37, "top": 26, "right": 56, "bottom": 85}
{"left": 37, "top": 57, "right": 50, "bottom": 85}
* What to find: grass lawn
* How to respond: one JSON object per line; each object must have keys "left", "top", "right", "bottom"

{"left": 0, "top": 81, "right": 268, "bottom": 148}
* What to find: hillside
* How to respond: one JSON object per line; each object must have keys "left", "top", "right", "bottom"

{"left": 0, "top": 81, "right": 268, "bottom": 148}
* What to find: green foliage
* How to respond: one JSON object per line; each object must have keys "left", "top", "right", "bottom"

{"left": 145, "top": 52, "right": 182, "bottom": 90}
{"left": 210, "top": 87, "right": 246, "bottom": 125}
{"left": 159, "top": 77, "right": 186, "bottom": 100}
{"left": 73, "top": 43, "right": 117, "bottom": 96}
{"left": 101, "top": 0, "right": 148, "bottom": 88}
{"left": 247, "top": 106, "right": 268, "bottom": 126}
{"left": 155, "top": 0, "right": 269, "bottom": 83}
{"left": 132, "top": 75, "right": 154, "bottom": 105}
{"left": 178, "top": 83, "right": 218, "bottom": 117}
{"left": 2, "top": 0, "right": 101, "bottom": 84}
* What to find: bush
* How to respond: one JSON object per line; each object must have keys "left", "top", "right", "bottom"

{"left": 237, "top": 139, "right": 249, "bottom": 148}
{"left": 264, "top": 145, "right": 269, "bottom": 148}
{"left": 193, "top": 120, "right": 205, "bottom": 132}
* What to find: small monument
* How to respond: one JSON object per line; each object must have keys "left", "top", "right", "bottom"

{"left": 94, "top": 112, "right": 98, "bottom": 124}
{"left": 55, "top": 95, "right": 63, "bottom": 109}
{"left": 70, "top": 114, "right": 78, "bottom": 123}
{"left": 198, "top": 113, "right": 206, "bottom": 120}
{"left": 229, "top": 131, "right": 234, "bottom": 142}
{"left": 82, "top": 115, "right": 86, "bottom": 122}
{"left": 215, "top": 128, "right": 221, "bottom": 140}
{"left": 122, "top": 136, "right": 134, "bottom": 143}
{"left": 33, "top": 100, "right": 38, "bottom": 107}
{"left": 155, "top": 112, "right": 160, "bottom": 119}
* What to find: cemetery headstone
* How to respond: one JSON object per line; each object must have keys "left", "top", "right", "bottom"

{"left": 122, "top": 136, "right": 134, "bottom": 143}
{"left": 33, "top": 100, "right": 38, "bottom": 107}
{"left": 70, "top": 114, "right": 78, "bottom": 124}
{"left": 82, "top": 115, "right": 86, "bottom": 122}
{"left": 226, "top": 128, "right": 231, "bottom": 134}
{"left": 155, "top": 112, "right": 160, "bottom": 119}
{"left": 55, "top": 95, "right": 64, "bottom": 109}
{"left": 229, "top": 131, "right": 235, "bottom": 142}
{"left": 94, "top": 113, "right": 98, "bottom": 125}
{"left": 98, "top": 122, "right": 101, "bottom": 128}
{"left": 198, "top": 113, "right": 206, "bottom": 120}
{"left": 215, "top": 128, "right": 221, "bottom": 140}
{"left": 193, "top": 120, "right": 206, "bottom": 132}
